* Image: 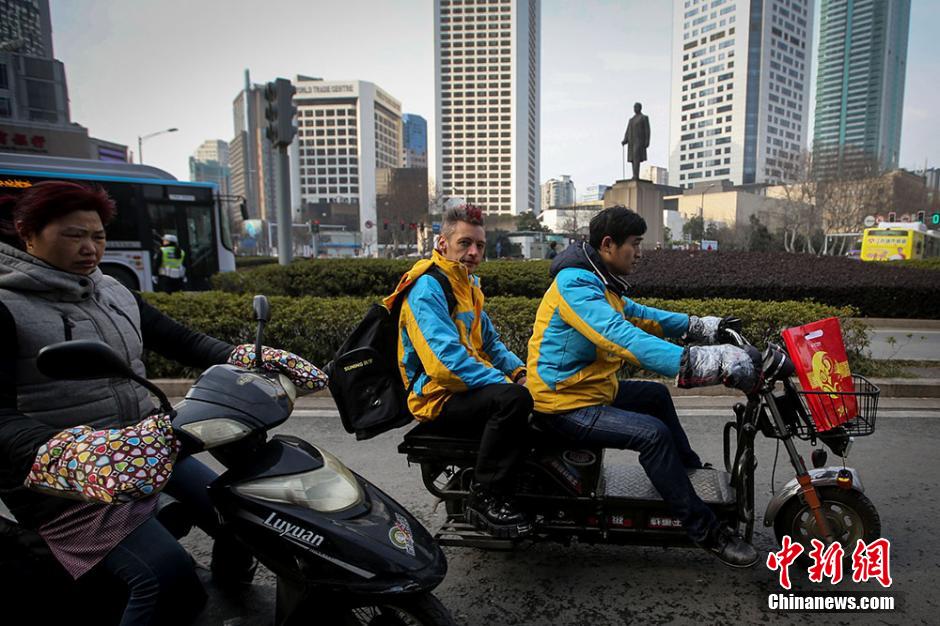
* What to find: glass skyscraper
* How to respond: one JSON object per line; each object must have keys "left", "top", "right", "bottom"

{"left": 402, "top": 113, "right": 428, "bottom": 168}
{"left": 813, "top": 0, "right": 911, "bottom": 177}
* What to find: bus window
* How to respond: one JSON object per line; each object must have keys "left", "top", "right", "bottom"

{"left": 186, "top": 206, "right": 214, "bottom": 262}
{"left": 217, "top": 199, "right": 235, "bottom": 252}
{"left": 148, "top": 204, "right": 180, "bottom": 244}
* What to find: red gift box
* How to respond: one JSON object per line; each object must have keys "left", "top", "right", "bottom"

{"left": 781, "top": 317, "right": 857, "bottom": 431}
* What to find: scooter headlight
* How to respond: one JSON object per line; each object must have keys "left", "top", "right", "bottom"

{"left": 234, "top": 446, "right": 364, "bottom": 512}
{"left": 179, "top": 418, "right": 252, "bottom": 448}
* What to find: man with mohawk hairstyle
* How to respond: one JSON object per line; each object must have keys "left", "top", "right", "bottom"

{"left": 384, "top": 204, "right": 533, "bottom": 538}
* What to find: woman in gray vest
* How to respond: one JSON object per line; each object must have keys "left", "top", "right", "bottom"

{"left": 0, "top": 182, "right": 327, "bottom": 625}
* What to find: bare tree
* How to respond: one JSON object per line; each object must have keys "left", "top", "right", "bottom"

{"left": 775, "top": 147, "right": 913, "bottom": 255}
{"left": 776, "top": 150, "right": 821, "bottom": 253}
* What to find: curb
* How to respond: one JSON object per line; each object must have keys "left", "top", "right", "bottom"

{"left": 852, "top": 317, "right": 940, "bottom": 330}
{"left": 155, "top": 377, "right": 940, "bottom": 400}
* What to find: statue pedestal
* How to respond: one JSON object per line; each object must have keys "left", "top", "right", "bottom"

{"left": 603, "top": 179, "right": 665, "bottom": 247}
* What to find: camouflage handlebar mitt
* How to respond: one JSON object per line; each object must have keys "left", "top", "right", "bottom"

{"left": 228, "top": 344, "right": 329, "bottom": 395}
{"left": 25, "top": 413, "right": 178, "bottom": 504}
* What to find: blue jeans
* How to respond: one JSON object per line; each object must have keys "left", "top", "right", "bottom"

{"left": 544, "top": 380, "right": 717, "bottom": 542}
{"left": 98, "top": 517, "right": 206, "bottom": 626}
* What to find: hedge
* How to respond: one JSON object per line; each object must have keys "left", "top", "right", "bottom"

{"left": 142, "top": 292, "right": 868, "bottom": 379}
{"left": 214, "top": 251, "right": 940, "bottom": 318}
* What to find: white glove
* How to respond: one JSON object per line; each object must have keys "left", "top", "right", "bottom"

{"left": 676, "top": 345, "right": 760, "bottom": 392}
{"left": 684, "top": 315, "right": 723, "bottom": 345}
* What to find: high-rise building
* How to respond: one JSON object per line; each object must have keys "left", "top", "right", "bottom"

{"left": 0, "top": 0, "right": 54, "bottom": 59}
{"left": 434, "top": 0, "right": 540, "bottom": 215}
{"left": 813, "top": 0, "right": 910, "bottom": 177}
{"left": 193, "top": 139, "right": 229, "bottom": 166}
{"left": 641, "top": 165, "right": 670, "bottom": 185}
{"left": 402, "top": 113, "right": 428, "bottom": 169}
{"left": 668, "top": 0, "right": 813, "bottom": 189}
{"left": 189, "top": 139, "right": 230, "bottom": 195}
{"left": 581, "top": 184, "right": 610, "bottom": 202}
{"left": 540, "top": 175, "right": 576, "bottom": 211}
{"left": 0, "top": 0, "right": 126, "bottom": 160}
{"left": 289, "top": 78, "right": 403, "bottom": 232}
{"left": 229, "top": 71, "right": 276, "bottom": 221}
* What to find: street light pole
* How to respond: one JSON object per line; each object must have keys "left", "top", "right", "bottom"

{"left": 137, "top": 127, "right": 178, "bottom": 164}
{"left": 699, "top": 181, "right": 720, "bottom": 247}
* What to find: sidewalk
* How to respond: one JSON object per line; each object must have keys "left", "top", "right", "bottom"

{"left": 852, "top": 317, "right": 940, "bottom": 331}
{"left": 154, "top": 376, "right": 940, "bottom": 401}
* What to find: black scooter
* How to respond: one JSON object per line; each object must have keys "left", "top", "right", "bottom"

{"left": 398, "top": 320, "right": 881, "bottom": 559}
{"left": 7, "top": 296, "right": 454, "bottom": 626}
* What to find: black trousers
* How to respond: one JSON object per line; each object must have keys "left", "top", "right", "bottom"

{"left": 433, "top": 383, "right": 533, "bottom": 493}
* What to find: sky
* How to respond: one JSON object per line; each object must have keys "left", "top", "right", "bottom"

{"left": 50, "top": 0, "right": 940, "bottom": 193}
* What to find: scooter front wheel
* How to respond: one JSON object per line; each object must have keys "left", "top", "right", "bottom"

{"left": 339, "top": 592, "right": 456, "bottom": 626}
{"left": 773, "top": 486, "right": 881, "bottom": 565}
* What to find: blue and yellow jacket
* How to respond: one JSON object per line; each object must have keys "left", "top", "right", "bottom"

{"left": 383, "top": 251, "right": 525, "bottom": 421}
{"left": 526, "top": 242, "right": 689, "bottom": 414}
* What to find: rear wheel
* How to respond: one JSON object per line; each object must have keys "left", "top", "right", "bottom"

{"left": 773, "top": 487, "right": 880, "bottom": 564}
{"left": 339, "top": 593, "right": 455, "bottom": 626}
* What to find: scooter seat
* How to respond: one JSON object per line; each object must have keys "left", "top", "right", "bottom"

{"left": 398, "top": 421, "right": 481, "bottom": 461}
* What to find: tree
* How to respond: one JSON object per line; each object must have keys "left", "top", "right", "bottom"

{"left": 746, "top": 214, "right": 778, "bottom": 251}
{"left": 515, "top": 211, "right": 549, "bottom": 232}
{"left": 682, "top": 215, "right": 704, "bottom": 242}
{"left": 774, "top": 146, "right": 911, "bottom": 256}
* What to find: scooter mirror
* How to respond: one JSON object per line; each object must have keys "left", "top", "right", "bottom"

{"left": 253, "top": 295, "right": 271, "bottom": 323}
{"left": 37, "top": 340, "right": 175, "bottom": 415}
{"left": 38, "top": 340, "right": 134, "bottom": 381}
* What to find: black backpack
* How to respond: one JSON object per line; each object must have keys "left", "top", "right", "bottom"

{"left": 328, "top": 266, "right": 456, "bottom": 440}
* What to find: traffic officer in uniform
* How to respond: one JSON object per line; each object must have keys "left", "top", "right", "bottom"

{"left": 156, "top": 234, "right": 186, "bottom": 292}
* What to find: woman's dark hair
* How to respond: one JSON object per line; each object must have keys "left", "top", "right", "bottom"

{"left": 12, "top": 181, "right": 117, "bottom": 241}
{"left": 589, "top": 206, "right": 646, "bottom": 249}
{"left": 0, "top": 195, "right": 24, "bottom": 250}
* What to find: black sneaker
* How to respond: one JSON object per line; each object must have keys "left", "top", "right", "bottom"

{"left": 697, "top": 526, "right": 759, "bottom": 568}
{"left": 465, "top": 487, "right": 532, "bottom": 539}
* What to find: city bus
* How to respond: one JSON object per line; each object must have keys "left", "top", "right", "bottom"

{"left": 859, "top": 222, "right": 940, "bottom": 261}
{"left": 0, "top": 154, "right": 235, "bottom": 290}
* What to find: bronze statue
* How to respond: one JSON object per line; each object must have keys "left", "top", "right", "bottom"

{"left": 621, "top": 102, "right": 650, "bottom": 181}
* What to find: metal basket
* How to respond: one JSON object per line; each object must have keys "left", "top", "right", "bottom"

{"left": 794, "top": 374, "right": 880, "bottom": 437}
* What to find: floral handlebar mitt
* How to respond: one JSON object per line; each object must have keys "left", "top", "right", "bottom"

{"left": 228, "top": 344, "right": 329, "bottom": 395}
{"left": 25, "top": 414, "right": 179, "bottom": 504}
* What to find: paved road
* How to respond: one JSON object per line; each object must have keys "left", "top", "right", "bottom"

{"left": 866, "top": 328, "right": 940, "bottom": 361}
{"left": 181, "top": 396, "right": 940, "bottom": 625}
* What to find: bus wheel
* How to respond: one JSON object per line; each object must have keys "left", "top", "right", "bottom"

{"left": 101, "top": 265, "right": 139, "bottom": 291}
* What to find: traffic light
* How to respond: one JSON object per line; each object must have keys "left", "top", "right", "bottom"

{"left": 263, "top": 78, "right": 297, "bottom": 146}
{"left": 917, "top": 210, "right": 926, "bottom": 223}
{"left": 310, "top": 219, "right": 320, "bottom": 234}
{"left": 932, "top": 212, "right": 940, "bottom": 227}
